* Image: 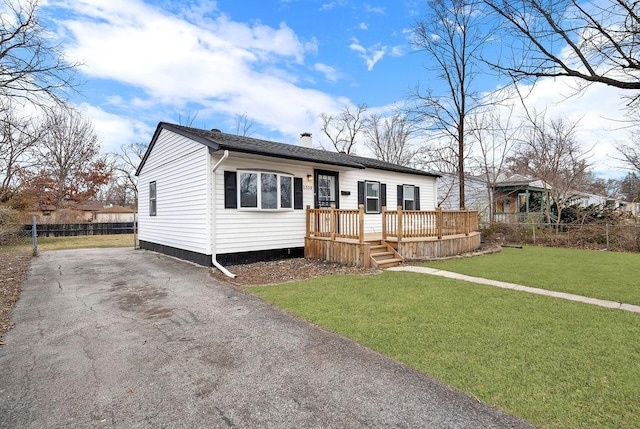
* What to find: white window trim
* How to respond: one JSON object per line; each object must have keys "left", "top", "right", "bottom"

{"left": 149, "top": 181, "right": 157, "bottom": 217}
{"left": 365, "top": 180, "right": 381, "bottom": 214}
{"left": 403, "top": 184, "right": 415, "bottom": 211}
{"left": 237, "top": 170, "right": 294, "bottom": 211}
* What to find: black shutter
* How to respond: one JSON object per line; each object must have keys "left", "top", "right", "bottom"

{"left": 381, "top": 183, "right": 386, "bottom": 211}
{"left": 224, "top": 171, "right": 237, "bottom": 209}
{"left": 294, "top": 177, "right": 303, "bottom": 209}
{"left": 397, "top": 185, "right": 403, "bottom": 208}
{"left": 415, "top": 187, "right": 421, "bottom": 210}
{"left": 357, "top": 181, "right": 364, "bottom": 206}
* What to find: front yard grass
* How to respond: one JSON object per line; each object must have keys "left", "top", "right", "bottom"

{"left": 250, "top": 271, "right": 640, "bottom": 429}
{"left": 422, "top": 246, "right": 640, "bottom": 305}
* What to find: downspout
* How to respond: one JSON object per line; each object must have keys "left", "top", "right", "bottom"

{"left": 211, "top": 150, "right": 237, "bottom": 278}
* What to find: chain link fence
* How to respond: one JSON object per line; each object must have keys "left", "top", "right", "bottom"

{"left": 481, "top": 222, "right": 640, "bottom": 252}
{"left": 0, "top": 209, "right": 37, "bottom": 255}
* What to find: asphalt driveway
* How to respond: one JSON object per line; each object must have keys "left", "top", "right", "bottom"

{"left": 0, "top": 248, "right": 533, "bottom": 428}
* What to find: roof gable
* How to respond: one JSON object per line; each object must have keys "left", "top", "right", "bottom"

{"left": 136, "top": 122, "right": 439, "bottom": 178}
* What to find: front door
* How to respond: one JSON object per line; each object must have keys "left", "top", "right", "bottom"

{"left": 315, "top": 170, "right": 339, "bottom": 208}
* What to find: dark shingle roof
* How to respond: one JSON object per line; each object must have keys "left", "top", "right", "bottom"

{"left": 136, "top": 122, "right": 439, "bottom": 178}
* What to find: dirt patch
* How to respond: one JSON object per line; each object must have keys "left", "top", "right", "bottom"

{"left": 210, "top": 258, "right": 380, "bottom": 286}
{"left": 0, "top": 251, "right": 31, "bottom": 344}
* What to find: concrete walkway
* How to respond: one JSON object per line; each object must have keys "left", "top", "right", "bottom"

{"left": 388, "top": 265, "right": 640, "bottom": 314}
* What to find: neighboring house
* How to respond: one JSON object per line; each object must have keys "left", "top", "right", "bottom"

{"left": 93, "top": 205, "right": 136, "bottom": 223}
{"left": 32, "top": 200, "right": 105, "bottom": 223}
{"left": 493, "top": 175, "right": 549, "bottom": 223}
{"left": 491, "top": 175, "right": 640, "bottom": 223}
{"left": 135, "top": 122, "right": 441, "bottom": 268}
{"left": 437, "top": 173, "right": 491, "bottom": 222}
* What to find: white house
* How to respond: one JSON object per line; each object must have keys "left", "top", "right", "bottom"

{"left": 135, "top": 123, "right": 440, "bottom": 271}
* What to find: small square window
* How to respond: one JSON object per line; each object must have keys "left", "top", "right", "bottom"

{"left": 149, "top": 181, "right": 157, "bottom": 216}
{"left": 365, "top": 181, "right": 380, "bottom": 213}
{"left": 403, "top": 185, "right": 415, "bottom": 210}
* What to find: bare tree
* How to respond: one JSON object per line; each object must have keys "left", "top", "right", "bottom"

{"left": 319, "top": 104, "right": 367, "bottom": 154}
{"left": 470, "top": 107, "right": 520, "bottom": 221}
{"left": 484, "top": 0, "right": 640, "bottom": 107}
{"left": 616, "top": 131, "right": 640, "bottom": 172}
{"left": 106, "top": 141, "right": 147, "bottom": 206}
{"left": 29, "top": 108, "right": 110, "bottom": 207}
{"left": 0, "top": 100, "right": 45, "bottom": 203}
{"left": 409, "top": 0, "right": 495, "bottom": 209}
{"left": 177, "top": 110, "right": 198, "bottom": 127}
{"left": 0, "top": 0, "right": 78, "bottom": 108}
{"left": 513, "top": 112, "right": 591, "bottom": 225}
{"left": 618, "top": 171, "right": 640, "bottom": 202}
{"left": 363, "top": 113, "right": 421, "bottom": 166}
{"left": 234, "top": 113, "right": 255, "bottom": 137}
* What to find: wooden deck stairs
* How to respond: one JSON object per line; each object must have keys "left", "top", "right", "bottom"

{"left": 369, "top": 240, "right": 404, "bottom": 269}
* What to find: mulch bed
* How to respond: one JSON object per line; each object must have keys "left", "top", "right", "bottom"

{"left": 210, "top": 258, "right": 380, "bottom": 286}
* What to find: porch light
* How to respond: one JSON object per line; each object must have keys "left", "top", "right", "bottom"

{"left": 307, "top": 174, "right": 313, "bottom": 182}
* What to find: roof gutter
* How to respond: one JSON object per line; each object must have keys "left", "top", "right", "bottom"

{"left": 210, "top": 150, "right": 236, "bottom": 278}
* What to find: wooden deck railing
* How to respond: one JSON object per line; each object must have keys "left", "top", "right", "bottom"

{"left": 383, "top": 207, "right": 478, "bottom": 241}
{"left": 306, "top": 205, "right": 479, "bottom": 243}
{"left": 306, "top": 205, "right": 364, "bottom": 243}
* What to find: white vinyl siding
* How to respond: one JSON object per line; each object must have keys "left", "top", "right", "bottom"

{"left": 214, "top": 155, "right": 314, "bottom": 255}
{"left": 139, "top": 128, "right": 438, "bottom": 257}
{"left": 214, "top": 153, "right": 437, "bottom": 252}
{"left": 137, "top": 130, "right": 210, "bottom": 255}
{"left": 341, "top": 169, "right": 437, "bottom": 234}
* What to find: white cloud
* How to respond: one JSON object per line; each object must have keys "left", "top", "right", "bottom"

{"left": 319, "top": 0, "right": 347, "bottom": 11}
{"left": 359, "top": 22, "right": 368, "bottom": 30}
{"left": 390, "top": 45, "right": 405, "bottom": 57}
{"left": 364, "top": 5, "right": 386, "bottom": 14}
{"left": 75, "top": 102, "right": 154, "bottom": 153}
{"left": 47, "top": 0, "right": 348, "bottom": 147}
{"left": 349, "top": 38, "right": 387, "bottom": 70}
{"left": 314, "top": 63, "right": 341, "bottom": 82}
{"left": 492, "top": 77, "right": 633, "bottom": 178}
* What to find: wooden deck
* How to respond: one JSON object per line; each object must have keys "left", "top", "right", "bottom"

{"left": 305, "top": 206, "right": 481, "bottom": 268}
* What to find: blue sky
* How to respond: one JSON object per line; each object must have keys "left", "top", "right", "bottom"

{"left": 37, "top": 0, "right": 632, "bottom": 178}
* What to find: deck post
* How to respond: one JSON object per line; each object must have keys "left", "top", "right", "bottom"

{"left": 381, "top": 206, "right": 387, "bottom": 241}
{"left": 330, "top": 204, "right": 336, "bottom": 241}
{"left": 358, "top": 204, "right": 365, "bottom": 244}
{"left": 436, "top": 207, "right": 443, "bottom": 239}
{"left": 397, "top": 205, "right": 403, "bottom": 243}
{"left": 465, "top": 209, "right": 470, "bottom": 235}
{"left": 305, "top": 205, "right": 311, "bottom": 238}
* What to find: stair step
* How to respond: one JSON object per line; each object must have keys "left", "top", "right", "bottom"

{"left": 376, "top": 258, "right": 403, "bottom": 269}
{"left": 371, "top": 251, "right": 395, "bottom": 260}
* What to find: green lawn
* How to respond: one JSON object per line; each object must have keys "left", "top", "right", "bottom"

{"left": 250, "top": 271, "right": 640, "bottom": 429}
{"left": 421, "top": 246, "right": 640, "bottom": 305}
{"left": 0, "top": 234, "right": 136, "bottom": 253}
